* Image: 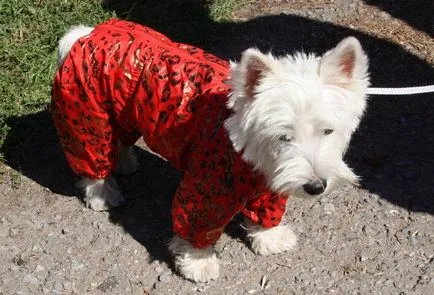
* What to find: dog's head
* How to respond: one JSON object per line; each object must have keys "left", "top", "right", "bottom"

{"left": 225, "top": 37, "right": 369, "bottom": 198}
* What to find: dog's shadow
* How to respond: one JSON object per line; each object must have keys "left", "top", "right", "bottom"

{"left": 1, "top": 110, "right": 181, "bottom": 263}
{"left": 2, "top": 111, "right": 77, "bottom": 196}
{"left": 2, "top": 0, "right": 434, "bottom": 265}
{"left": 108, "top": 147, "right": 181, "bottom": 263}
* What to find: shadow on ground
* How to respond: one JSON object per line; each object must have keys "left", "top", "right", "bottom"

{"left": 2, "top": 0, "right": 433, "bottom": 263}
{"left": 363, "top": 0, "right": 433, "bottom": 37}
{"left": 2, "top": 111, "right": 77, "bottom": 196}
{"left": 108, "top": 147, "right": 181, "bottom": 264}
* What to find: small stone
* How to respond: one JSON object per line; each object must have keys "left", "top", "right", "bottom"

{"left": 23, "top": 274, "right": 39, "bottom": 285}
{"left": 0, "top": 227, "right": 8, "bottom": 237}
{"left": 388, "top": 210, "right": 400, "bottom": 217}
{"left": 248, "top": 289, "right": 257, "bottom": 294}
{"left": 323, "top": 203, "right": 335, "bottom": 214}
{"left": 97, "top": 276, "right": 119, "bottom": 292}
{"left": 379, "top": 11, "right": 391, "bottom": 19}
{"left": 10, "top": 228, "right": 19, "bottom": 237}
{"left": 154, "top": 265, "right": 164, "bottom": 273}
{"left": 384, "top": 279, "right": 394, "bottom": 288}
{"left": 53, "top": 279, "right": 64, "bottom": 291}
{"left": 92, "top": 221, "right": 101, "bottom": 229}
{"left": 260, "top": 275, "right": 268, "bottom": 289}
{"left": 12, "top": 256, "right": 26, "bottom": 266}
{"left": 158, "top": 272, "right": 172, "bottom": 283}
{"left": 32, "top": 244, "right": 41, "bottom": 252}
{"left": 35, "top": 265, "right": 45, "bottom": 272}
{"left": 196, "top": 286, "right": 207, "bottom": 292}
{"left": 71, "top": 259, "right": 85, "bottom": 270}
{"left": 63, "top": 280, "right": 72, "bottom": 290}
{"left": 1, "top": 216, "right": 8, "bottom": 224}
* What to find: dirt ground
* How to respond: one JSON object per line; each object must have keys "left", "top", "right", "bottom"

{"left": 1, "top": 1, "right": 433, "bottom": 294}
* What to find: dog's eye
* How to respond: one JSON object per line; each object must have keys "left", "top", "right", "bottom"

{"left": 324, "top": 129, "right": 334, "bottom": 135}
{"left": 279, "top": 135, "right": 293, "bottom": 142}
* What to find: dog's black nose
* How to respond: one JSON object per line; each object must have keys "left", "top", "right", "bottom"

{"left": 303, "top": 180, "right": 327, "bottom": 195}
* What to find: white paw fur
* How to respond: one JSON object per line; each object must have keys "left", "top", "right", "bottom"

{"left": 77, "top": 175, "right": 124, "bottom": 211}
{"left": 115, "top": 145, "right": 139, "bottom": 175}
{"left": 169, "top": 236, "right": 219, "bottom": 282}
{"left": 246, "top": 224, "right": 297, "bottom": 256}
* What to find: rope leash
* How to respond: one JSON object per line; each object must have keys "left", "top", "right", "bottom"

{"left": 367, "top": 85, "right": 434, "bottom": 95}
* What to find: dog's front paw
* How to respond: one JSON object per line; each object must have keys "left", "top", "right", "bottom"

{"left": 169, "top": 236, "right": 219, "bottom": 282}
{"left": 246, "top": 224, "right": 297, "bottom": 256}
{"left": 78, "top": 176, "right": 125, "bottom": 211}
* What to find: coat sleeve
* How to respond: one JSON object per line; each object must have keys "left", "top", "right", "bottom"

{"left": 171, "top": 166, "right": 245, "bottom": 249}
{"left": 51, "top": 61, "right": 119, "bottom": 180}
{"left": 242, "top": 192, "right": 288, "bottom": 228}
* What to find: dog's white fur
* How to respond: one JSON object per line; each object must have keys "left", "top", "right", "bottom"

{"left": 75, "top": 145, "right": 137, "bottom": 211}
{"left": 77, "top": 175, "right": 124, "bottom": 211}
{"left": 57, "top": 25, "right": 94, "bottom": 67}
{"left": 58, "top": 26, "right": 369, "bottom": 282}
{"left": 225, "top": 39, "right": 369, "bottom": 198}
{"left": 169, "top": 236, "right": 219, "bottom": 282}
{"left": 244, "top": 221, "right": 297, "bottom": 256}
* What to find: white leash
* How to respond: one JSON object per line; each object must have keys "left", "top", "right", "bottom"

{"left": 367, "top": 85, "right": 434, "bottom": 95}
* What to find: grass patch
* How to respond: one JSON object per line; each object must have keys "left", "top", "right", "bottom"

{"left": 209, "top": 0, "right": 248, "bottom": 21}
{"left": 0, "top": 0, "right": 114, "bottom": 150}
{"left": 0, "top": 0, "right": 243, "bottom": 160}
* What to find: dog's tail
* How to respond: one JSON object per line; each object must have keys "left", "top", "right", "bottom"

{"left": 57, "top": 25, "right": 94, "bottom": 68}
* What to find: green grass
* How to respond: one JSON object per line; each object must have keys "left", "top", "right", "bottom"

{"left": 209, "top": 0, "right": 243, "bottom": 21}
{"left": 0, "top": 0, "right": 243, "bottom": 159}
{"left": 0, "top": 0, "right": 114, "bottom": 152}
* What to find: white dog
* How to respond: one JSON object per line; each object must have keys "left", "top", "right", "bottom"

{"left": 54, "top": 19, "right": 369, "bottom": 282}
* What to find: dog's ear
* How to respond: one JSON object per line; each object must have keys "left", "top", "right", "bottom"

{"left": 241, "top": 49, "right": 273, "bottom": 98}
{"left": 319, "top": 37, "right": 369, "bottom": 90}
{"left": 228, "top": 49, "right": 274, "bottom": 109}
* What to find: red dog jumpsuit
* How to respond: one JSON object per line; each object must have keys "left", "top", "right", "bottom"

{"left": 52, "top": 19, "right": 288, "bottom": 248}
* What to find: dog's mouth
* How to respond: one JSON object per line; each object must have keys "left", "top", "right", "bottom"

{"left": 272, "top": 178, "right": 329, "bottom": 198}
{"left": 292, "top": 188, "right": 324, "bottom": 199}
{"left": 291, "top": 186, "right": 328, "bottom": 199}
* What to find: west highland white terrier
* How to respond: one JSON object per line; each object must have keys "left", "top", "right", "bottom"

{"left": 52, "top": 19, "right": 369, "bottom": 282}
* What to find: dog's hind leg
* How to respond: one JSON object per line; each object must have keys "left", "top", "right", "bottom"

{"left": 53, "top": 23, "right": 129, "bottom": 211}
{"left": 77, "top": 176, "right": 125, "bottom": 211}
{"left": 115, "top": 145, "right": 139, "bottom": 175}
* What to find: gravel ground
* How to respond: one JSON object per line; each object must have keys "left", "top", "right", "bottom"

{"left": 1, "top": 1, "right": 433, "bottom": 294}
